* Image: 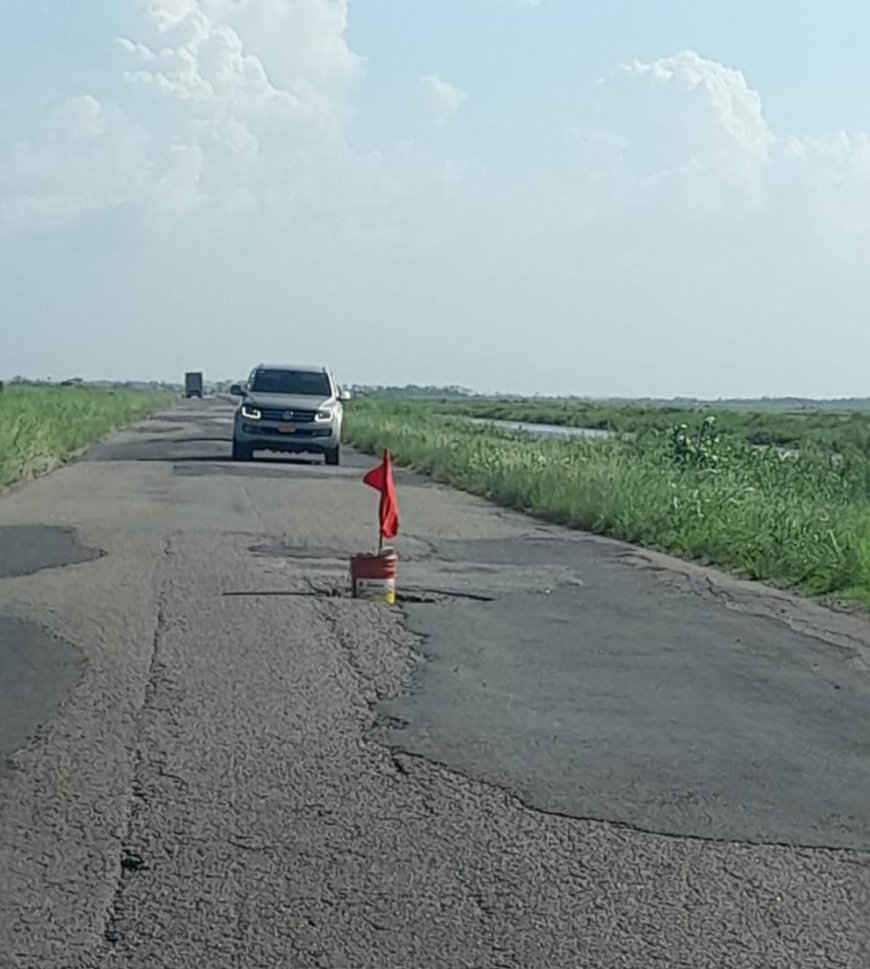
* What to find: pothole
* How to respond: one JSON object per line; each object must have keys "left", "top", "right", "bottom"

{"left": 221, "top": 585, "right": 496, "bottom": 604}
{"left": 249, "top": 542, "right": 349, "bottom": 560}
{"left": 0, "top": 525, "right": 104, "bottom": 580}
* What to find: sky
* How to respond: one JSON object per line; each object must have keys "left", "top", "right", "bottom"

{"left": 1, "top": 0, "right": 869, "bottom": 398}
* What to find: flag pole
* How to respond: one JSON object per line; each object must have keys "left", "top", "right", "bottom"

{"left": 377, "top": 448, "right": 385, "bottom": 555}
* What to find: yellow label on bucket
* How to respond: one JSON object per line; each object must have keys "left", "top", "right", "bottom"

{"left": 354, "top": 577, "right": 396, "bottom": 604}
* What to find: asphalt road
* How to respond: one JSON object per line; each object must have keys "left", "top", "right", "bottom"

{"left": 1, "top": 398, "right": 869, "bottom": 968}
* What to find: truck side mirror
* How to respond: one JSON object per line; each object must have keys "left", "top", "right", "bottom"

{"left": 230, "top": 384, "right": 244, "bottom": 396}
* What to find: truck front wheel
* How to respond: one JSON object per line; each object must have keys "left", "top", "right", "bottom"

{"left": 232, "top": 440, "right": 251, "bottom": 461}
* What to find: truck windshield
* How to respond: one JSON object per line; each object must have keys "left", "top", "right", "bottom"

{"left": 250, "top": 370, "right": 331, "bottom": 396}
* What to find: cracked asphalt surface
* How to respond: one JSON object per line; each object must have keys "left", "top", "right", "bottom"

{"left": 1, "top": 398, "right": 869, "bottom": 967}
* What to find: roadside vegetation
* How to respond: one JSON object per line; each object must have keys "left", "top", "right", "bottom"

{"left": 345, "top": 400, "right": 870, "bottom": 602}
{"left": 0, "top": 385, "right": 171, "bottom": 489}
{"left": 429, "top": 398, "right": 870, "bottom": 453}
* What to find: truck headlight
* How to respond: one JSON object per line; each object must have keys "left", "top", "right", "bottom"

{"left": 315, "top": 408, "right": 334, "bottom": 422}
{"left": 241, "top": 404, "right": 261, "bottom": 420}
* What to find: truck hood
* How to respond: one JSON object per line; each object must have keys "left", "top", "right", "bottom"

{"left": 242, "top": 392, "right": 337, "bottom": 411}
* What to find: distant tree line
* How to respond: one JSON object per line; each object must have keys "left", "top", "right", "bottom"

{"left": 5, "top": 374, "right": 870, "bottom": 411}
{"left": 351, "top": 387, "right": 870, "bottom": 410}
{"left": 350, "top": 384, "right": 476, "bottom": 399}
{"left": 6, "top": 376, "right": 183, "bottom": 392}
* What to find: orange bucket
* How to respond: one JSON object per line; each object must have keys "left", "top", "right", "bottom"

{"left": 350, "top": 552, "right": 398, "bottom": 604}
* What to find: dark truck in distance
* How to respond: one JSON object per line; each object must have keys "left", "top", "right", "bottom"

{"left": 184, "top": 372, "right": 203, "bottom": 399}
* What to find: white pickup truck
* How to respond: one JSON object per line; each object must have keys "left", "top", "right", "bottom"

{"left": 229, "top": 363, "right": 350, "bottom": 466}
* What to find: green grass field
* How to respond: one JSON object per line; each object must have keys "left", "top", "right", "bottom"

{"left": 431, "top": 398, "right": 870, "bottom": 452}
{"left": 0, "top": 385, "right": 171, "bottom": 489}
{"left": 345, "top": 399, "right": 870, "bottom": 603}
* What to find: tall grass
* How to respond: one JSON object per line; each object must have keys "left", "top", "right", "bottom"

{"left": 431, "top": 398, "right": 870, "bottom": 453}
{"left": 345, "top": 401, "right": 870, "bottom": 601}
{"left": 0, "top": 385, "right": 170, "bottom": 488}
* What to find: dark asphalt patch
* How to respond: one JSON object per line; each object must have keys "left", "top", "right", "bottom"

{"left": 221, "top": 586, "right": 492, "bottom": 604}
{"left": 143, "top": 436, "right": 232, "bottom": 446}
{"left": 141, "top": 413, "right": 204, "bottom": 424}
{"left": 128, "top": 424, "right": 185, "bottom": 434}
{"left": 84, "top": 438, "right": 231, "bottom": 462}
{"left": 0, "top": 526, "right": 103, "bottom": 580}
{"left": 0, "top": 617, "right": 84, "bottom": 772}
{"left": 432, "top": 535, "right": 605, "bottom": 567}
{"left": 175, "top": 464, "right": 358, "bottom": 479}
{"left": 398, "top": 589, "right": 496, "bottom": 603}
{"left": 86, "top": 433, "right": 375, "bottom": 473}
{"left": 251, "top": 539, "right": 436, "bottom": 563}
{"left": 377, "top": 537, "right": 870, "bottom": 850}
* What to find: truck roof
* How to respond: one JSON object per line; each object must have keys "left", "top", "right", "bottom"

{"left": 253, "top": 363, "right": 328, "bottom": 374}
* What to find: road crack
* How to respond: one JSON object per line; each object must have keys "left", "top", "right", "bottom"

{"left": 100, "top": 534, "right": 175, "bottom": 952}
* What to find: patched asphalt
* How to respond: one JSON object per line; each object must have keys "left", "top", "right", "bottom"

{"left": 1, "top": 397, "right": 869, "bottom": 968}
{"left": 380, "top": 536, "right": 870, "bottom": 848}
{"left": 0, "top": 617, "right": 84, "bottom": 775}
{"left": 0, "top": 524, "right": 103, "bottom": 579}
{"left": 0, "top": 526, "right": 97, "bottom": 774}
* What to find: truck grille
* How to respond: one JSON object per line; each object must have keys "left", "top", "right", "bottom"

{"left": 259, "top": 407, "right": 319, "bottom": 422}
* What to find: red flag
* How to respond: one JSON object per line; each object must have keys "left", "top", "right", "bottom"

{"left": 363, "top": 450, "right": 400, "bottom": 541}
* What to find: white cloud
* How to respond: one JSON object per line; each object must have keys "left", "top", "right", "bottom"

{"left": 420, "top": 73, "right": 467, "bottom": 125}
{"left": 0, "top": 0, "right": 364, "bottom": 234}
{"left": 113, "top": 37, "right": 157, "bottom": 62}
{"left": 123, "top": 0, "right": 355, "bottom": 129}
{"left": 206, "top": 0, "right": 362, "bottom": 95}
{"left": 570, "top": 48, "right": 870, "bottom": 248}
{"left": 144, "top": 0, "right": 201, "bottom": 32}
{"left": 2, "top": 34, "right": 867, "bottom": 247}
{"left": 590, "top": 50, "right": 773, "bottom": 201}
